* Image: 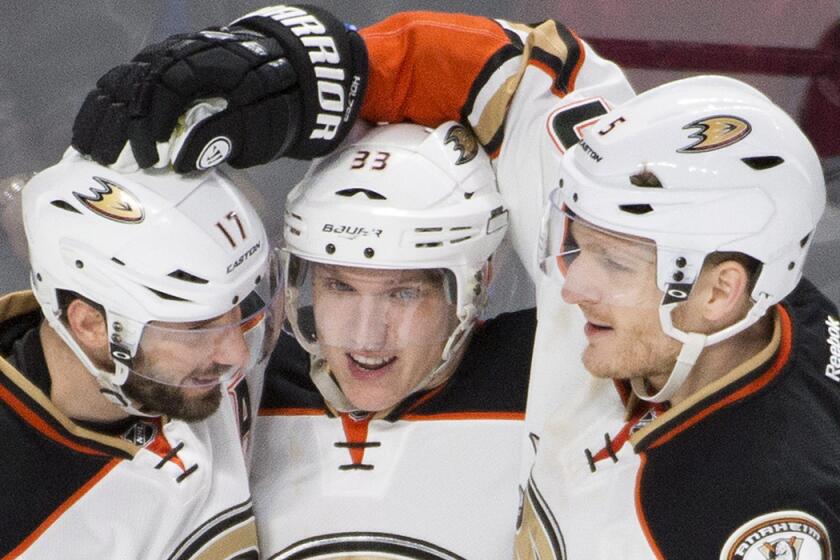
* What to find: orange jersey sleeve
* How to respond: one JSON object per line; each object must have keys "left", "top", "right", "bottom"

{"left": 359, "top": 12, "right": 513, "bottom": 126}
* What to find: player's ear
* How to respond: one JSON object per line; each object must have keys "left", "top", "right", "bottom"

{"left": 697, "top": 260, "right": 752, "bottom": 325}
{"left": 65, "top": 298, "right": 109, "bottom": 352}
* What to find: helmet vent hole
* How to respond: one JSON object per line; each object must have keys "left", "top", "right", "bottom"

{"left": 800, "top": 233, "right": 811, "bottom": 248}
{"left": 416, "top": 242, "right": 443, "bottom": 248}
{"left": 629, "top": 170, "right": 663, "bottom": 188}
{"left": 111, "top": 258, "right": 125, "bottom": 266}
{"left": 335, "top": 188, "right": 387, "bottom": 200}
{"left": 619, "top": 204, "right": 654, "bottom": 215}
{"left": 50, "top": 200, "right": 82, "bottom": 214}
{"left": 168, "top": 269, "right": 209, "bottom": 285}
{"left": 146, "top": 287, "right": 189, "bottom": 302}
{"left": 741, "top": 156, "right": 784, "bottom": 170}
{"left": 416, "top": 227, "right": 442, "bottom": 233}
{"left": 788, "top": 262, "right": 795, "bottom": 270}
{"left": 450, "top": 236, "right": 472, "bottom": 244}
{"left": 289, "top": 227, "right": 301, "bottom": 236}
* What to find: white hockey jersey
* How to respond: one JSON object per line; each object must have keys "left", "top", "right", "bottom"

{"left": 251, "top": 309, "right": 535, "bottom": 559}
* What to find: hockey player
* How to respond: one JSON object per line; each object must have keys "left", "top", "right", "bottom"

{"left": 0, "top": 149, "right": 282, "bottom": 558}
{"left": 250, "top": 120, "right": 532, "bottom": 557}
{"left": 527, "top": 76, "right": 839, "bottom": 559}
{"left": 68, "top": 4, "right": 840, "bottom": 558}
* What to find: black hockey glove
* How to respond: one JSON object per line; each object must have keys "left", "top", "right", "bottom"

{"left": 72, "top": 4, "right": 367, "bottom": 172}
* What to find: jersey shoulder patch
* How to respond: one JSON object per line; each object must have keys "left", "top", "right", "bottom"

{"left": 720, "top": 510, "right": 831, "bottom": 560}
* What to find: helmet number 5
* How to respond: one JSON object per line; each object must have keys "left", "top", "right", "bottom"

{"left": 548, "top": 98, "right": 610, "bottom": 152}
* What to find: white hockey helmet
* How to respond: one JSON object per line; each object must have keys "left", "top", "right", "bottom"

{"left": 283, "top": 122, "right": 508, "bottom": 408}
{"left": 23, "top": 149, "right": 281, "bottom": 414}
{"left": 541, "top": 75, "right": 826, "bottom": 402}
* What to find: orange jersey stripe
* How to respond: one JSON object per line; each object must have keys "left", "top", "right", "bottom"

{"left": 564, "top": 30, "right": 586, "bottom": 93}
{"left": 402, "top": 411, "right": 525, "bottom": 421}
{"left": 259, "top": 407, "right": 324, "bottom": 417}
{"left": 340, "top": 413, "right": 371, "bottom": 465}
{"left": 0, "top": 383, "right": 107, "bottom": 457}
{"left": 360, "top": 12, "right": 511, "bottom": 125}
{"left": 635, "top": 453, "right": 666, "bottom": 560}
{"left": 4, "top": 458, "right": 121, "bottom": 560}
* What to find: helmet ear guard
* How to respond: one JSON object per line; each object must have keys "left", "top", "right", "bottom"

{"left": 544, "top": 76, "right": 826, "bottom": 403}
{"left": 282, "top": 122, "right": 508, "bottom": 410}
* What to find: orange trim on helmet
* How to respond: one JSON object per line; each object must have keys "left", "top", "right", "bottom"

{"left": 240, "top": 309, "right": 266, "bottom": 333}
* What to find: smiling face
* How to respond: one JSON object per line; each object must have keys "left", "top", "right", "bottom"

{"left": 123, "top": 306, "right": 254, "bottom": 421}
{"left": 559, "top": 219, "right": 683, "bottom": 381}
{"left": 310, "top": 264, "right": 458, "bottom": 412}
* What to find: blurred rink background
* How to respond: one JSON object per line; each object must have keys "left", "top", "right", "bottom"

{"left": 1, "top": 0, "right": 838, "bottom": 315}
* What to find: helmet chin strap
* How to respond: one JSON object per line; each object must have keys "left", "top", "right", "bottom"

{"left": 631, "top": 294, "right": 773, "bottom": 403}
{"left": 402, "top": 303, "right": 477, "bottom": 400}
{"left": 630, "top": 331, "right": 706, "bottom": 404}
{"left": 309, "top": 355, "right": 357, "bottom": 412}
{"left": 43, "top": 312, "right": 153, "bottom": 417}
{"left": 285, "top": 285, "right": 359, "bottom": 413}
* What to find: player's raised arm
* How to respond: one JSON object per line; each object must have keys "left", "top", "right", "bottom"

{"left": 360, "top": 12, "right": 633, "bottom": 157}
{"left": 72, "top": 6, "right": 635, "bottom": 177}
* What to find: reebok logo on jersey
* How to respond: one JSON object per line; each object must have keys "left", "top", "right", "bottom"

{"left": 824, "top": 314, "right": 840, "bottom": 382}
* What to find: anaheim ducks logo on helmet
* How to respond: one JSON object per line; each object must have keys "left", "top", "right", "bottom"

{"left": 73, "top": 176, "right": 145, "bottom": 223}
{"left": 444, "top": 124, "right": 479, "bottom": 165}
{"left": 677, "top": 115, "right": 751, "bottom": 153}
